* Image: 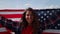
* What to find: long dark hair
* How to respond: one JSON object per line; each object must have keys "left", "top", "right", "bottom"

{"left": 20, "top": 8, "right": 42, "bottom": 34}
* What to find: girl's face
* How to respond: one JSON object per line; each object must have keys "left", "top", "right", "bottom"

{"left": 25, "top": 11, "right": 34, "bottom": 24}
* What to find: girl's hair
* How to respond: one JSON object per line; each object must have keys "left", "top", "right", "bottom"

{"left": 21, "top": 7, "right": 35, "bottom": 27}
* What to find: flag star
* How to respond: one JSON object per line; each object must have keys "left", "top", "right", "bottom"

{"left": 41, "top": 16, "right": 44, "bottom": 18}
{"left": 43, "top": 18, "right": 46, "bottom": 21}
{"left": 5, "top": 20, "right": 7, "bottom": 23}
{"left": 49, "top": 13, "right": 52, "bottom": 15}
{"left": 47, "top": 16, "right": 49, "bottom": 18}
{"left": 47, "top": 11, "right": 50, "bottom": 13}
{"left": 58, "top": 24, "right": 60, "bottom": 26}
{"left": 40, "top": 20, "right": 43, "bottom": 22}
{"left": 44, "top": 13, "right": 47, "bottom": 16}
{"left": 55, "top": 26, "right": 57, "bottom": 29}
{"left": 41, "top": 11, "right": 44, "bottom": 14}
{"left": 38, "top": 13, "right": 40, "bottom": 16}
{"left": 52, "top": 10, "right": 54, "bottom": 13}
{"left": 57, "top": 9, "right": 60, "bottom": 11}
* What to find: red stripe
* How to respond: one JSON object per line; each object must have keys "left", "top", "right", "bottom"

{"left": 0, "top": 14, "right": 23, "bottom": 18}
{"left": 0, "top": 10, "right": 25, "bottom": 12}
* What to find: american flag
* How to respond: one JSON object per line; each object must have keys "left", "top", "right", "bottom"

{"left": 0, "top": 9, "right": 25, "bottom": 22}
{"left": 0, "top": 9, "right": 60, "bottom": 34}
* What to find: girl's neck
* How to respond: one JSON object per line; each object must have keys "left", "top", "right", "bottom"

{"left": 28, "top": 23, "right": 32, "bottom": 26}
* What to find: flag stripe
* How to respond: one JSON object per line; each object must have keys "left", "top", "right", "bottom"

{"left": 43, "top": 29, "right": 60, "bottom": 33}
{"left": 0, "top": 14, "right": 23, "bottom": 18}
{"left": 0, "top": 12, "right": 24, "bottom": 14}
{"left": 7, "top": 18, "right": 21, "bottom": 21}
{"left": 0, "top": 10, "right": 25, "bottom": 12}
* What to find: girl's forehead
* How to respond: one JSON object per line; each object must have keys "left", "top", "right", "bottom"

{"left": 26, "top": 11, "right": 32, "bottom": 13}
{"left": 26, "top": 10, "right": 32, "bottom": 12}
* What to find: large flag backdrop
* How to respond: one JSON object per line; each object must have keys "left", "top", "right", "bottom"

{"left": 0, "top": 9, "right": 60, "bottom": 34}
{"left": 0, "top": 9, "right": 60, "bottom": 22}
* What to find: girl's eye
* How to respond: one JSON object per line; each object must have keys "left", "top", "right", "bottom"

{"left": 27, "top": 14, "right": 29, "bottom": 16}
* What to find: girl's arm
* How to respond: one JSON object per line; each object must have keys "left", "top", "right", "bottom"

{"left": 0, "top": 16, "right": 20, "bottom": 34}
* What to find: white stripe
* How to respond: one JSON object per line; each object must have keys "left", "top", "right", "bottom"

{"left": 0, "top": 27, "right": 7, "bottom": 32}
{"left": 43, "top": 29, "right": 60, "bottom": 33}
{"left": 7, "top": 18, "right": 21, "bottom": 21}
{"left": 10, "top": 32, "right": 15, "bottom": 34}
{"left": 0, "top": 12, "right": 24, "bottom": 14}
